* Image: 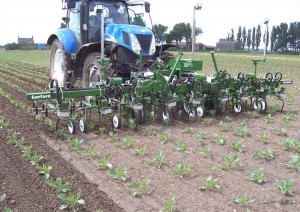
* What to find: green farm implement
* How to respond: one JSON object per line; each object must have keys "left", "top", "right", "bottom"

{"left": 26, "top": 51, "right": 292, "bottom": 134}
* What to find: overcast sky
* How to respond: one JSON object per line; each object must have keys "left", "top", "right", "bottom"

{"left": 0, "top": 0, "right": 299, "bottom": 46}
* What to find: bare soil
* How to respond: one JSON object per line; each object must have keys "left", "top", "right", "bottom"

{"left": 0, "top": 59, "right": 299, "bottom": 211}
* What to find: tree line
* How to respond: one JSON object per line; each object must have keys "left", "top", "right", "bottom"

{"left": 226, "top": 21, "right": 300, "bottom": 53}
{"left": 152, "top": 23, "right": 202, "bottom": 50}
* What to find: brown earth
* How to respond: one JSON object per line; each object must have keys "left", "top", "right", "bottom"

{"left": 0, "top": 60, "right": 300, "bottom": 212}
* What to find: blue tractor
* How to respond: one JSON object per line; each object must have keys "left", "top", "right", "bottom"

{"left": 47, "top": 0, "right": 165, "bottom": 88}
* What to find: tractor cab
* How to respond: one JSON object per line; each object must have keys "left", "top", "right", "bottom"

{"left": 48, "top": 0, "right": 156, "bottom": 88}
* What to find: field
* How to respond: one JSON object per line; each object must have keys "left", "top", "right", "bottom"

{"left": 0, "top": 50, "right": 299, "bottom": 211}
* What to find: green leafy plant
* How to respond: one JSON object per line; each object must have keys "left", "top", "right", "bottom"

{"left": 234, "top": 127, "right": 251, "bottom": 137}
{"left": 260, "top": 134, "right": 269, "bottom": 144}
{"left": 162, "top": 197, "right": 175, "bottom": 212}
{"left": 0, "top": 194, "right": 6, "bottom": 202}
{"left": 118, "top": 138, "right": 137, "bottom": 149}
{"left": 134, "top": 146, "right": 148, "bottom": 156}
{"left": 160, "top": 133, "right": 169, "bottom": 144}
{"left": 85, "top": 144, "right": 97, "bottom": 157}
{"left": 46, "top": 177, "right": 72, "bottom": 193}
{"left": 57, "top": 192, "right": 85, "bottom": 210}
{"left": 7, "top": 132, "right": 19, "bottom": 145}
{"left": 287, "top": 108, "right": 298, "bottom": 116}
{"left": 107, "top": 131, "right": 119, "bottom": 142}
{"left": 289, "top": 154, "right": 300, "bottom": 172}
{"left": 218, "top": 121, "right": 231, "bottom": 132}
{"left": 16, "top": 136, "right": 27, "bottom": 147}
{"left": 22, "top": 145, "right": 33, "bottom": 158}
{"left": 109, "top": 167, "right": 127, "bottom": 181}
{"left": 173, "top": 163, "right": 194, "bottom": 178}
{"left": 149, "top": 150, "right": 165, "bottom": 168}
{"left": 239, "top": 118, "right": 248, "bottom": 126}
{"left": 97, "top": 153, "right": 112, "bottom": 169}
{"left": 29, "top": 151, "right": 44, "bottom": 166}
{"left": 295, "top": 141, "right": 300, "bottom": 153}
{"left": 172, "top": 141, "right": 188, "bottom": 152}
{"left": 0, "top": 116, "right": 10, "bottom": 129}
{"left": 3, "top": 207, "right": 12, "bottom": 212}
{"left": 249, "top": 111, "right": 259, "bottom": 119}
{"left": 200, "top": 147, "right": 211, "bottom": 157}
{"left": 37, "top": 164, "right": 52, "bottom": 179}
{"left": 67, "top": 137, "right": 84, "bottom": 153}
{"left": 202, "top": 118, "right": 213, "bottom": 126}
{"left": 200, "top": 176, "right": 220, "bottom": 190}
{"left": 182, "top": 127, "right": 193, "bottom": 134}
{"left": 224, "top": 155, "right": 239, "bottom": 168}
{"left": 275, "top": 128, "right": 288, "bottom": 137}
{"left": 144, "top": 127, "right": 156, "bottom": 136}
{"left": 98, "top": 127, "right": 106, "bottom": 135}
{"left": 278, "top": 179, "right": 294, "bottom": 196}
{"left": 87, "top": 122, "right": 95, "bottom": 130}
{"left": 264, "top": 114, "right": 274, "bottom": 123}
{"left": 283, "top": 114, "right": 293, "bottom": 125}
{"left": 232, "top": 140, "right": 244, "bottom": 152}
{"left": 214, "top": 134, "right": 226, "bottom": 146}
{"left": 127, "top": 179, "right": 150, "bottom": 196}
{"left": 196, "top": 131, "right": 208, "bottom": 145}
{"left": 250, "top": 168, "right": 267, "bottom": 184}
{"left": 234, "top": 194, "right": 253, "bottom": 206}
{"left": 253, "top": 149, "right": 275, "bottom": 160}
{"left": 283, "top": 139, "right": 294, "bottom": 150}
{"left": 223, "top": 116, "right": 231, "bottom": 122}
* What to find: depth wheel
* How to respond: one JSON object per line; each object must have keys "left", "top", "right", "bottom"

{"left": 189, "top": 108, "right": 196, "bottom": 119}
{"left": 162, "top": 109, "right": 172, "bottom": 124}
{"left": 253, "top": 101, "right": 263, "bottom": 111}
{"left": 68, "top": 119, "right": 76, "bottom": 134}
{"left": 196, "top": 106, "right": 204, "bottom": 118}
{"left": 79, "top": 117, "right": 87, "bottom": 133}
{"left": 233, "top": 102, "right": 242, "bottom": 113}
{"left": 112, "top": 114, "right": 121, "bottom": 129}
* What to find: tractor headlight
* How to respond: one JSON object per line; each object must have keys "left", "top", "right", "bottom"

{"left": 130, "top": 33, "right": 141, "bottom": 55}
{"left": 149, "top": 34, "right": 156, "bottom": 55}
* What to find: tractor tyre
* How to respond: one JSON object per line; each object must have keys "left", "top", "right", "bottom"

{"left": 82, "top": 52, "right": 103, "bottom": 88}
{"left": 50, "top": 39, "right": 74, "bottom": 88}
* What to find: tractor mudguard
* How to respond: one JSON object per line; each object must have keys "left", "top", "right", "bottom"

{"left": 47, "top": 28, "right": 78, "bottom": 53}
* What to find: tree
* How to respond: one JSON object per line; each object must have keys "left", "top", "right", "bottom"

{"left": 230, "top": 29, "right": 235, "bottom": 41}
{"left": 152, "top": 24, "right": 168, "bottom": 43}
{"left": 270, "top": 26, "right": 277, "bottom": 53}
{"left": 131, "top": 16, "right": 146, "bottom": 27}
{"left": 255, "top": 25, "right": 261, "bottom": 50}
{"left": 236, "top": 26, "right": 242, "bottom": 44}
{"left": 247, "top": 29, "right": 252, "bottom": 51}
{"left": 242, "top": 27, "right": 247, "bottom": 50}
{"left": 252, "top": 26, "right": 256, "bottom": 50}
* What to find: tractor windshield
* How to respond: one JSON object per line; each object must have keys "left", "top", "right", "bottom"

{"left": 89, "top": 1, "right": 129, "bottom": 27}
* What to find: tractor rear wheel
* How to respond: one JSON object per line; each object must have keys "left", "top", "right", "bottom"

{"left": 50, "top": 39, "right": 74, "bottom": 88}
{"left": 82, "top": 52, "right": 104, "bottom": 88}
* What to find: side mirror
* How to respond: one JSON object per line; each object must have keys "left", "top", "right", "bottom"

{"left": 145, "top": 2, "right": 150, "bottom": 13}
{"left": 67, "top": 0, "right": 76, "bottom": 9}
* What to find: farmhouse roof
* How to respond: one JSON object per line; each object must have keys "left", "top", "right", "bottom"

{"left": 17, "top": 36, "right": 35, "bottom": 44}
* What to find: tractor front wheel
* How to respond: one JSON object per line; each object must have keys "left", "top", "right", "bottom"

{"left": 82, "top": 53, "right": 103, "bottom": 88}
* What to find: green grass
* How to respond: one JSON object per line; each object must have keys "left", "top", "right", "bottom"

{"left": 0, "top": 50, "right": 50, "bottom": 67}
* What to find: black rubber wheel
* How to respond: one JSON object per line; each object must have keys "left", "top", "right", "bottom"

{"left": 50, "top": 39, "right": 74, "bottom": 88}
{"left": 233, "top": 102, "right": 242, "bottom": 113}
{"left": 79, "top": 117, "right": 87, "bottom": 133}
{"left": 68, "top": 119, "right": 76, "bottom": 134}
{"left": 112, "top": 114, "right": 121, "bottom": 128}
